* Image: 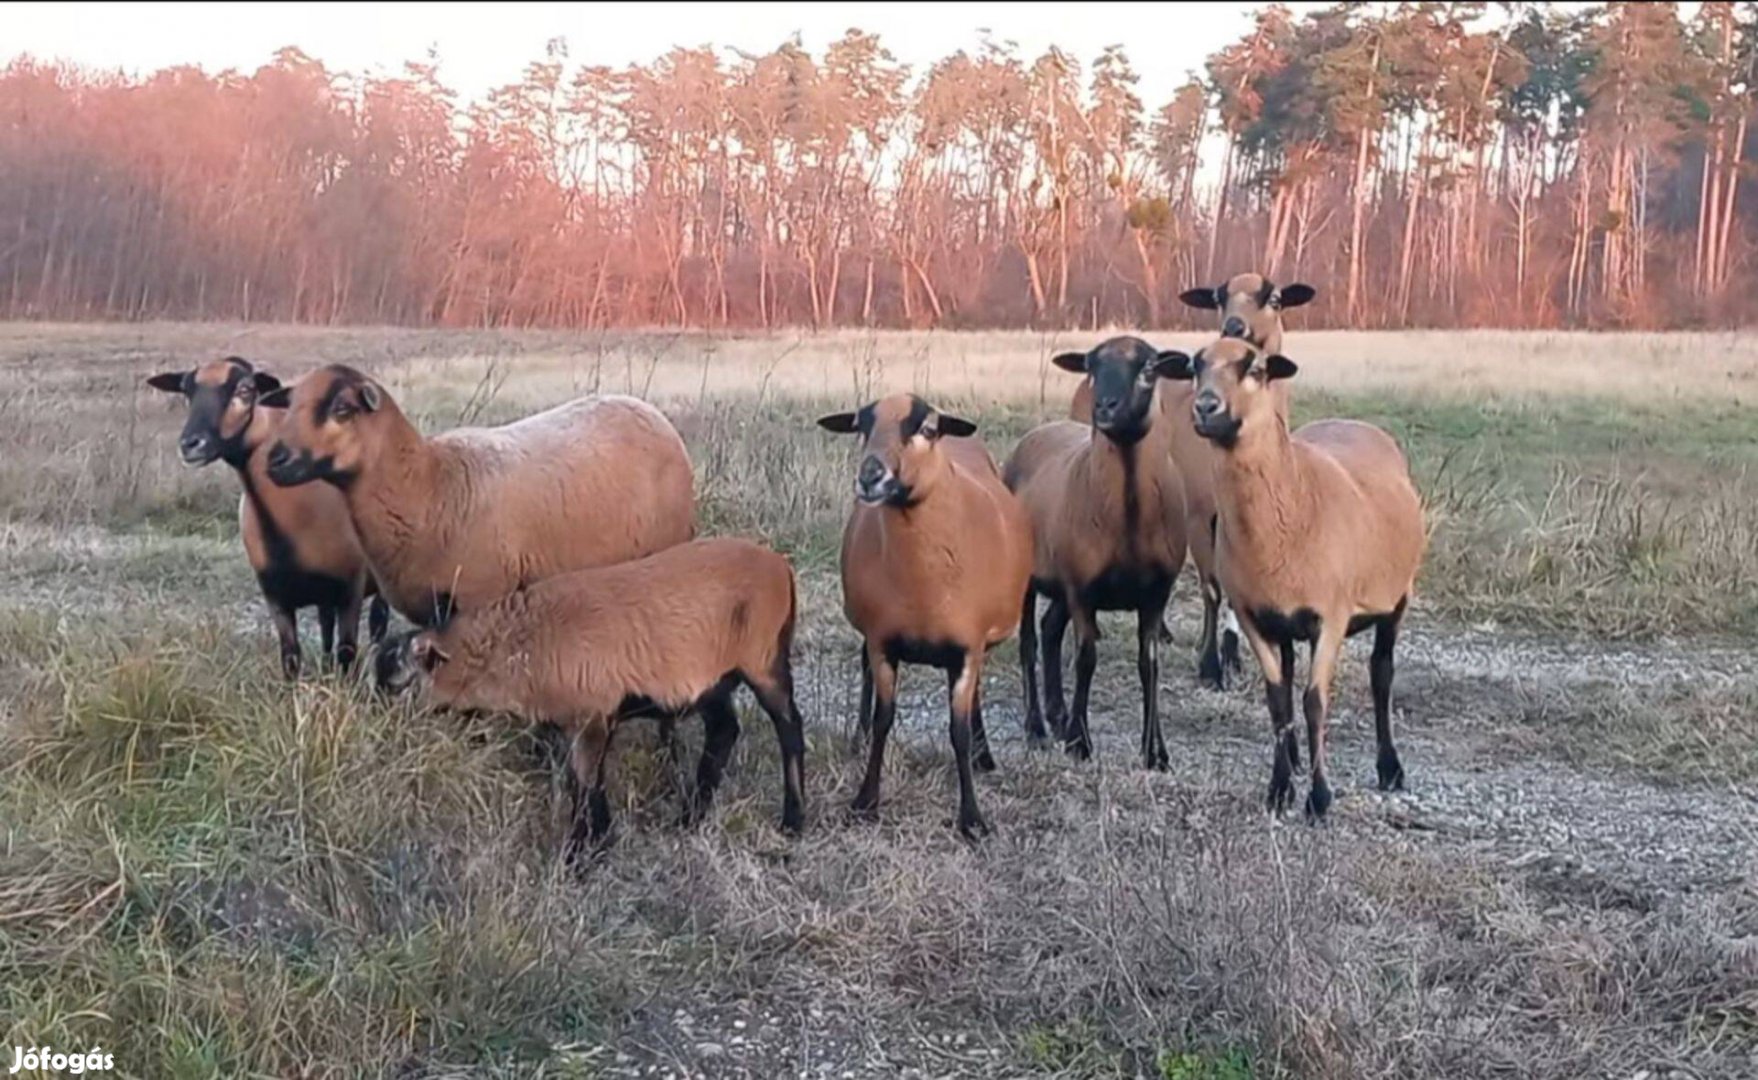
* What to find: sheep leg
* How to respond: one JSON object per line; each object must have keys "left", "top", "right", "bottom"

{"left": 1303, "top": 627, "right": 1346, "bottom": 823}
{"left": 969, "top": 682, "right": 996, "bottom": 773}
{"left": 1065, "top": 606, "right": 1097, "bottom": 762}
{"left": 948, "top": 656, "right": 990, "bottom": 840}
{"left": 1372, "top": 609, "right": 1405, "bottom": 792}
{"left": 270, "top": 603, "right": 301, "bottom": 682}
{"left": 1041, "top": 598, "right": 1072, "bottom": 740}
{"left": 1138, "top": 605, "right": 1170, "bottom": 772}
{"left": 850, "top": 646, "right": 897, "bottom": 822}
{"left": 1242, "top": 618, "right": 1298, "bottom": 815}
{"left": 1197, "top": 576, "right": 1225, "bottom": 691}
{"left": 334, "top": 586, "right": 366, "bottom": 675}
{"left": 318, "top": 606, "right": 337, "bottom": 668}
{"left": 1019, "top": 586, "right": 1047, "bottom": 744}
{"left": 564, "top": 718, "right": 615, "bottom": 867}
{"left": 687, "top": 693, "right": 741, "bottom": 827}
{"left": 856, "top": 646, "right": 875, "bottom": 750}
{"left": 750, "top": 662, "right": 807, "bottom": 836}
{"left": 1220, "top": 603, "right": 1244, "bottom": 681}
{"left": 368, "top": 594, "right": 391, "bottom": 644}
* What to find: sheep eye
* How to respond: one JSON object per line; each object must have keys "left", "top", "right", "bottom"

{"left": 332, "top": 402, "right": 355, "bottom": 421}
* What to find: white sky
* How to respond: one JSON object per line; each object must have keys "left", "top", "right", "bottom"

{"left": 5, "top": 2, "right": 1325, "bottom": 112}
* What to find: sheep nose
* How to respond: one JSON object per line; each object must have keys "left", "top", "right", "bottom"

{"left": 179, "top": 433, "right": 210, "bottom": 458}
{"left": 1222, "top": 316, "right": 1248, "bottom": 338}
{"left": 1194, "top": 392, "right": 1223, "bottom": 417}
{"left": 266, "top": 442, "right": 292, "bottom": 470}
{"left": 858, "top": 456, "right": 886, "bottom": 487}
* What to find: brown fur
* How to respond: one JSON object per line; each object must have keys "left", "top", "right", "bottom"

{"left": 1069, "top": 272, "right": 1312, "bottom": 689}
{"left": 378, "top": 537, "right": 806, "bottom": 858}
{"left": 818, "top": 393, "right": 1034, "bottom": 840}
{"left": 147, "top": 357, "right": 387, "bottom": 679}
{"left": 261, "top": 364, "right": 696, "bottom": 626}
{"left": 1171, "top": 336, "right": 1425, "bottom": 821}
{"left": 1005, "top": 337, "right": 1189, "bottom": 769}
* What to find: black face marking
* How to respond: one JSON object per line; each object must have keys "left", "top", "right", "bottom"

{"left": 1256, "top": 278, "right": 1275, "bottom": 309}
{"left": 898, "top": 395, "right": 932, "bottom": 441}
{"left": 882, "top": 636, "right": 967, "bottom": 672}
{"left": 1251, "top": 606, "right": 1323, "bottom": 644}
{"left": 1084, "top": 337, "right": 1165, "bottom": 444}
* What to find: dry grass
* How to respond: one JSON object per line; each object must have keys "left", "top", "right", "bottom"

{"left": 3, "top": 323, "right": 1757, "bottom": 1078}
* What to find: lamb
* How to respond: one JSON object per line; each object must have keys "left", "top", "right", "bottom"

{"left": 1005, "top": 337, "right": 1189, "bottom": 768}
{"left": 373, "top": 536, "right": 806, "bottom": 859}
{"left": 1068, "top": 273, "right": 1316, "bottom": 690}
{"left": 1162, "top": 337, "right": 1425, "bottom": 820}
{"left": 259, "top": 364, "right": 695, "bottom": 627}
{"left": 817, "top": 393, "right": 1034, "bottom": 840}
{"left": 146, "top": 357, "right": 389, "bottom": 678}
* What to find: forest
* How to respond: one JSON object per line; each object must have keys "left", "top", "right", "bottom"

{"left": 1, "top": 1, "right": 1753, "bottom": 330}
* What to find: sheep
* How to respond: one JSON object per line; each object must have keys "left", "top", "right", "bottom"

{"left": 373, "top": 536, "right": 806, "bottom": 860}
{"left": 1068, "top": 273, "right": 1316, "bottom": 690}
{"left": 146, "top": 357, "right": 389, "bottom": 679}
{"left": 1004, "top": 337, "right": 1189, "bottom": 768}
{"left": 258, "top": 364, "right": 695, "bottom": 628}
{"left": 816, "top": 393, "right": 1034, "bottom": 840}
{"left": 1161, "top": 337, "right": 1425, "bottom": 821}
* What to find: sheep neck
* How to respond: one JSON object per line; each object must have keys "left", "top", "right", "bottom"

{"left": 344, "top": 410, "right": 442, "bottom": 571}
{"left": 1214, "top": 410, "right": 1311, "bottom": 565}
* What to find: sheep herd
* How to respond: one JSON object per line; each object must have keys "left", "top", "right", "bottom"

{"left": 146, "top": 271, "right": 1426, "bottom": 861}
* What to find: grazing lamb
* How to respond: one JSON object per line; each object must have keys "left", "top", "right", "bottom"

{"left": 146, "top": 357, "right": 389, "bottom": 678}
{"left": 817, "top": 393, "right": 1033, "bottom": 840}
{"left": 373, "top": 537, "right": 806, "bottom": 859}
{"left": 259, "top": 365, "right": 695, "bottom": 627}
{"left": 1005, "top": 338, "right": 1189, "bottom": 768}
{"left": 1069, "top": 273, "right": 1317, "bottom": 689}
{"left": 1163, "top": 337, "right": 1425, "bottom": 820}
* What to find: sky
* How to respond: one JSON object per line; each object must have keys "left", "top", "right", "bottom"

{"left": 4, "top": 1, "right": 1327, "bottom": 113}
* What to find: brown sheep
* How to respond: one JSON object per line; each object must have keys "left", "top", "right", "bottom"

{"left": 259, "top": 364, "right": 695, "bottom": 627}
{"left": 1069, "top": 274, "right": 1316, "bottom": 689}
{"left": 146, "top": 357, "right": 389, "bottom": 678}
{"left": 373, "top": 537, "right": 806, "bottom": 861}
{"left": 1162, "top": 337, "right": 1425, "bottom": 821}
{"left": 1005, "top": 337, "right": 1189, "bottom": 768}
{"left": 817, "top": 393, "right": 1033, "bottom": 840}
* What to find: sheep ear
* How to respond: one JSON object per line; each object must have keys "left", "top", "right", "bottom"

{"left": 816, "top": 411, "right": 860, "bottom": 434}
{"left": 1051, "top": 351, "right": 1088, "bottom": 374}
{"left": 1276, "top": 283, "right": 1316, "bottom": 309}
{"left": 251, "top": 372, "right": 282, "bottom": 394}
{"left": 1263, "top": 354, "right": 1299, "bottom": 381}
{"left": 146, "top": 371, "right": 190, "bottom": 394}
{"left": 412, "top": 634, "right": 452, "bottom": 671}
{"left": 1179, "top": 286, "right": 1223, "bottom": 311}
{"left": 936, "top": 412, "right": 977, "bottom": 438}
{"left": 1154, "top": 350, "right": 1195, "bottom": 381}
{"left": 259, "top": 385, "right": 292, "bottom": 409}
{"left": 358, "top": 383, "right": 383, "bottom": 413}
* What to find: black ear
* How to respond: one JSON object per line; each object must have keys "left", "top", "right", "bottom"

{"left": 1264, "top": 354, "right": 1299, "bottom": 381}
{"left": 1277, "top": 283, "right": 1316, "bottom": 309}
{"left": 259, "top": 385, "right": 292, "bottom": 409}
{"left": 146, "top": 371, "right": 190, "bottom": 394}
{"left": 817, "top": 411, "right": 860, "bottom": 434}
{"left": 1052, "top": 351, "right": 1088, "bottom": 374}
{"left": 1179, "top": 286, "right": 1223, "bottom": 311}
{"left": 1154, "top": 350, "right": 1195, "bottom": 381}
{"left": 251, "top": 372, "right": 282, "bottom": 394}
{"left": 937, "top": 413, "right": 977, "bottom": 438}
{"left": 359, "top": 383, "right": 383, "bottom": 412}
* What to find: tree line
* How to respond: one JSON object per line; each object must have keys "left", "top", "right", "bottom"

{"left": 2, "top": 2, "right": 1753, "bottom": 331}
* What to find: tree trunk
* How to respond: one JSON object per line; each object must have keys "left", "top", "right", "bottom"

{"left": 1346, "top": 37, "right": 1381, "bottom": 323}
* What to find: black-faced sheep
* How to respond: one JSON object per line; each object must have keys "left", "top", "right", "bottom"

{"left": 1163, "top": 337, "right": 1425, "bottom": 821}
{"left": 146, "top": 357, "right": 389, "bottom": 678}
{"left": 373, "top": 536, "right": 806, "bottom": 860}
{"left": 817, "top": 393, "right": 1034, "bottom": 840}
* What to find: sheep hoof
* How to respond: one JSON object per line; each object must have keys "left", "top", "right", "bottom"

{"left": 1304, "top": 780, "right": 1333, "bottom": 823}
{"left": 847, "top": 796, "right": 880, "bottom": 824}
{"left": 1377, "top": 751, "right": 1406, "bottom": 792}
{"left": 1063, "top": 736, "right": 1093, "bottom": 762}
{"left": 1266, "top": 774, "right": 1295, "bottom": 816}
{"left": 958, "top": 811, "right": 991, "bottom": 841}
{"left": 1198, "top": 649, "right": 1225, "bottom": 691}
{"left": 973, "top": 747, "right": 998, "bottom": 773}
{"left": 1221, "top": 629, "right": 1243, "bottom": 675}
{"left": 778, "top": 811, "right": 804, "bottom": 837}
{"left": 1143, "top": 750, "right": 1170, "bottom": 772}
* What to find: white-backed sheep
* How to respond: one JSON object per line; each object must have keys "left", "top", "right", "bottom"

{"left": 146, "top": 357, "right": 389, "bottom": 678}
{"left": 1005, "top": 337, "right": 1189, "bottom": 768}
{"left": 1069, "top": 273, "right": 1316, "bottom": 689}
{"left": 373, "top": 536, "right": 806, "bottom": 860}
{"left": 817, "top": 393, "right": 1034, "bottom": 839}
{"left": 1163, "top": 337, "right": 1425, "bottom": 820}
{"left": 259, "top": 364, "right": 695, "bottom": 627}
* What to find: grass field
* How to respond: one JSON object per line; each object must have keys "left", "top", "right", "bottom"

{"left": 2, "top": 323, "right": 1756, "bottom": 1079}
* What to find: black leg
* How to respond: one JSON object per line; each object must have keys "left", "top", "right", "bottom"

{"left": 1020, "top": 586, "right": 1046, "bottom": 743}
{"left": 948, "top": 658, "right": 989, "bottom": 840}
{"left": 270, "top": 603, "right": 300, "bottom": 682}
{"left": 336, "top": 586, "right": 365, "bottom": 675}
{"left": 1266, "top": 640, "right": 1297, "bottom": 815}
{"left": 1197, "top": 578, "right": 1224, "bottom": 691}
{"left": 850, "top": 648, "right": 897, "bottom": 822}
{"left": 1138, "top": 605, "right": 1169, "bottom": 771}
{"left": 564, "top": 720, "right": 615, "bottom": 869}
{"left": 1066, "top": 614, "right": 1097, "bottom": 762}
{"left": 970, "top": 682, "right": 996, "bottom": 773}
{"left": 751, "top": 661, "right": 808, "bottom": 835}
{"left": 1041, "top": 598, "right": 1071, "bottom": 741}
{"left": 1373, "top": 609, "right": 1405, "bottom": 792}
{"left": 368, "top": 595, "right": 390, "bottom": 644}
{"left": 687, "top": 693, "right": 741, "bottom": 826}
{"left": 318, "top": 605, "right": 337, "bottom": 667}
{"left": 857, "top": 646, "right": 874, "bottom": 749}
